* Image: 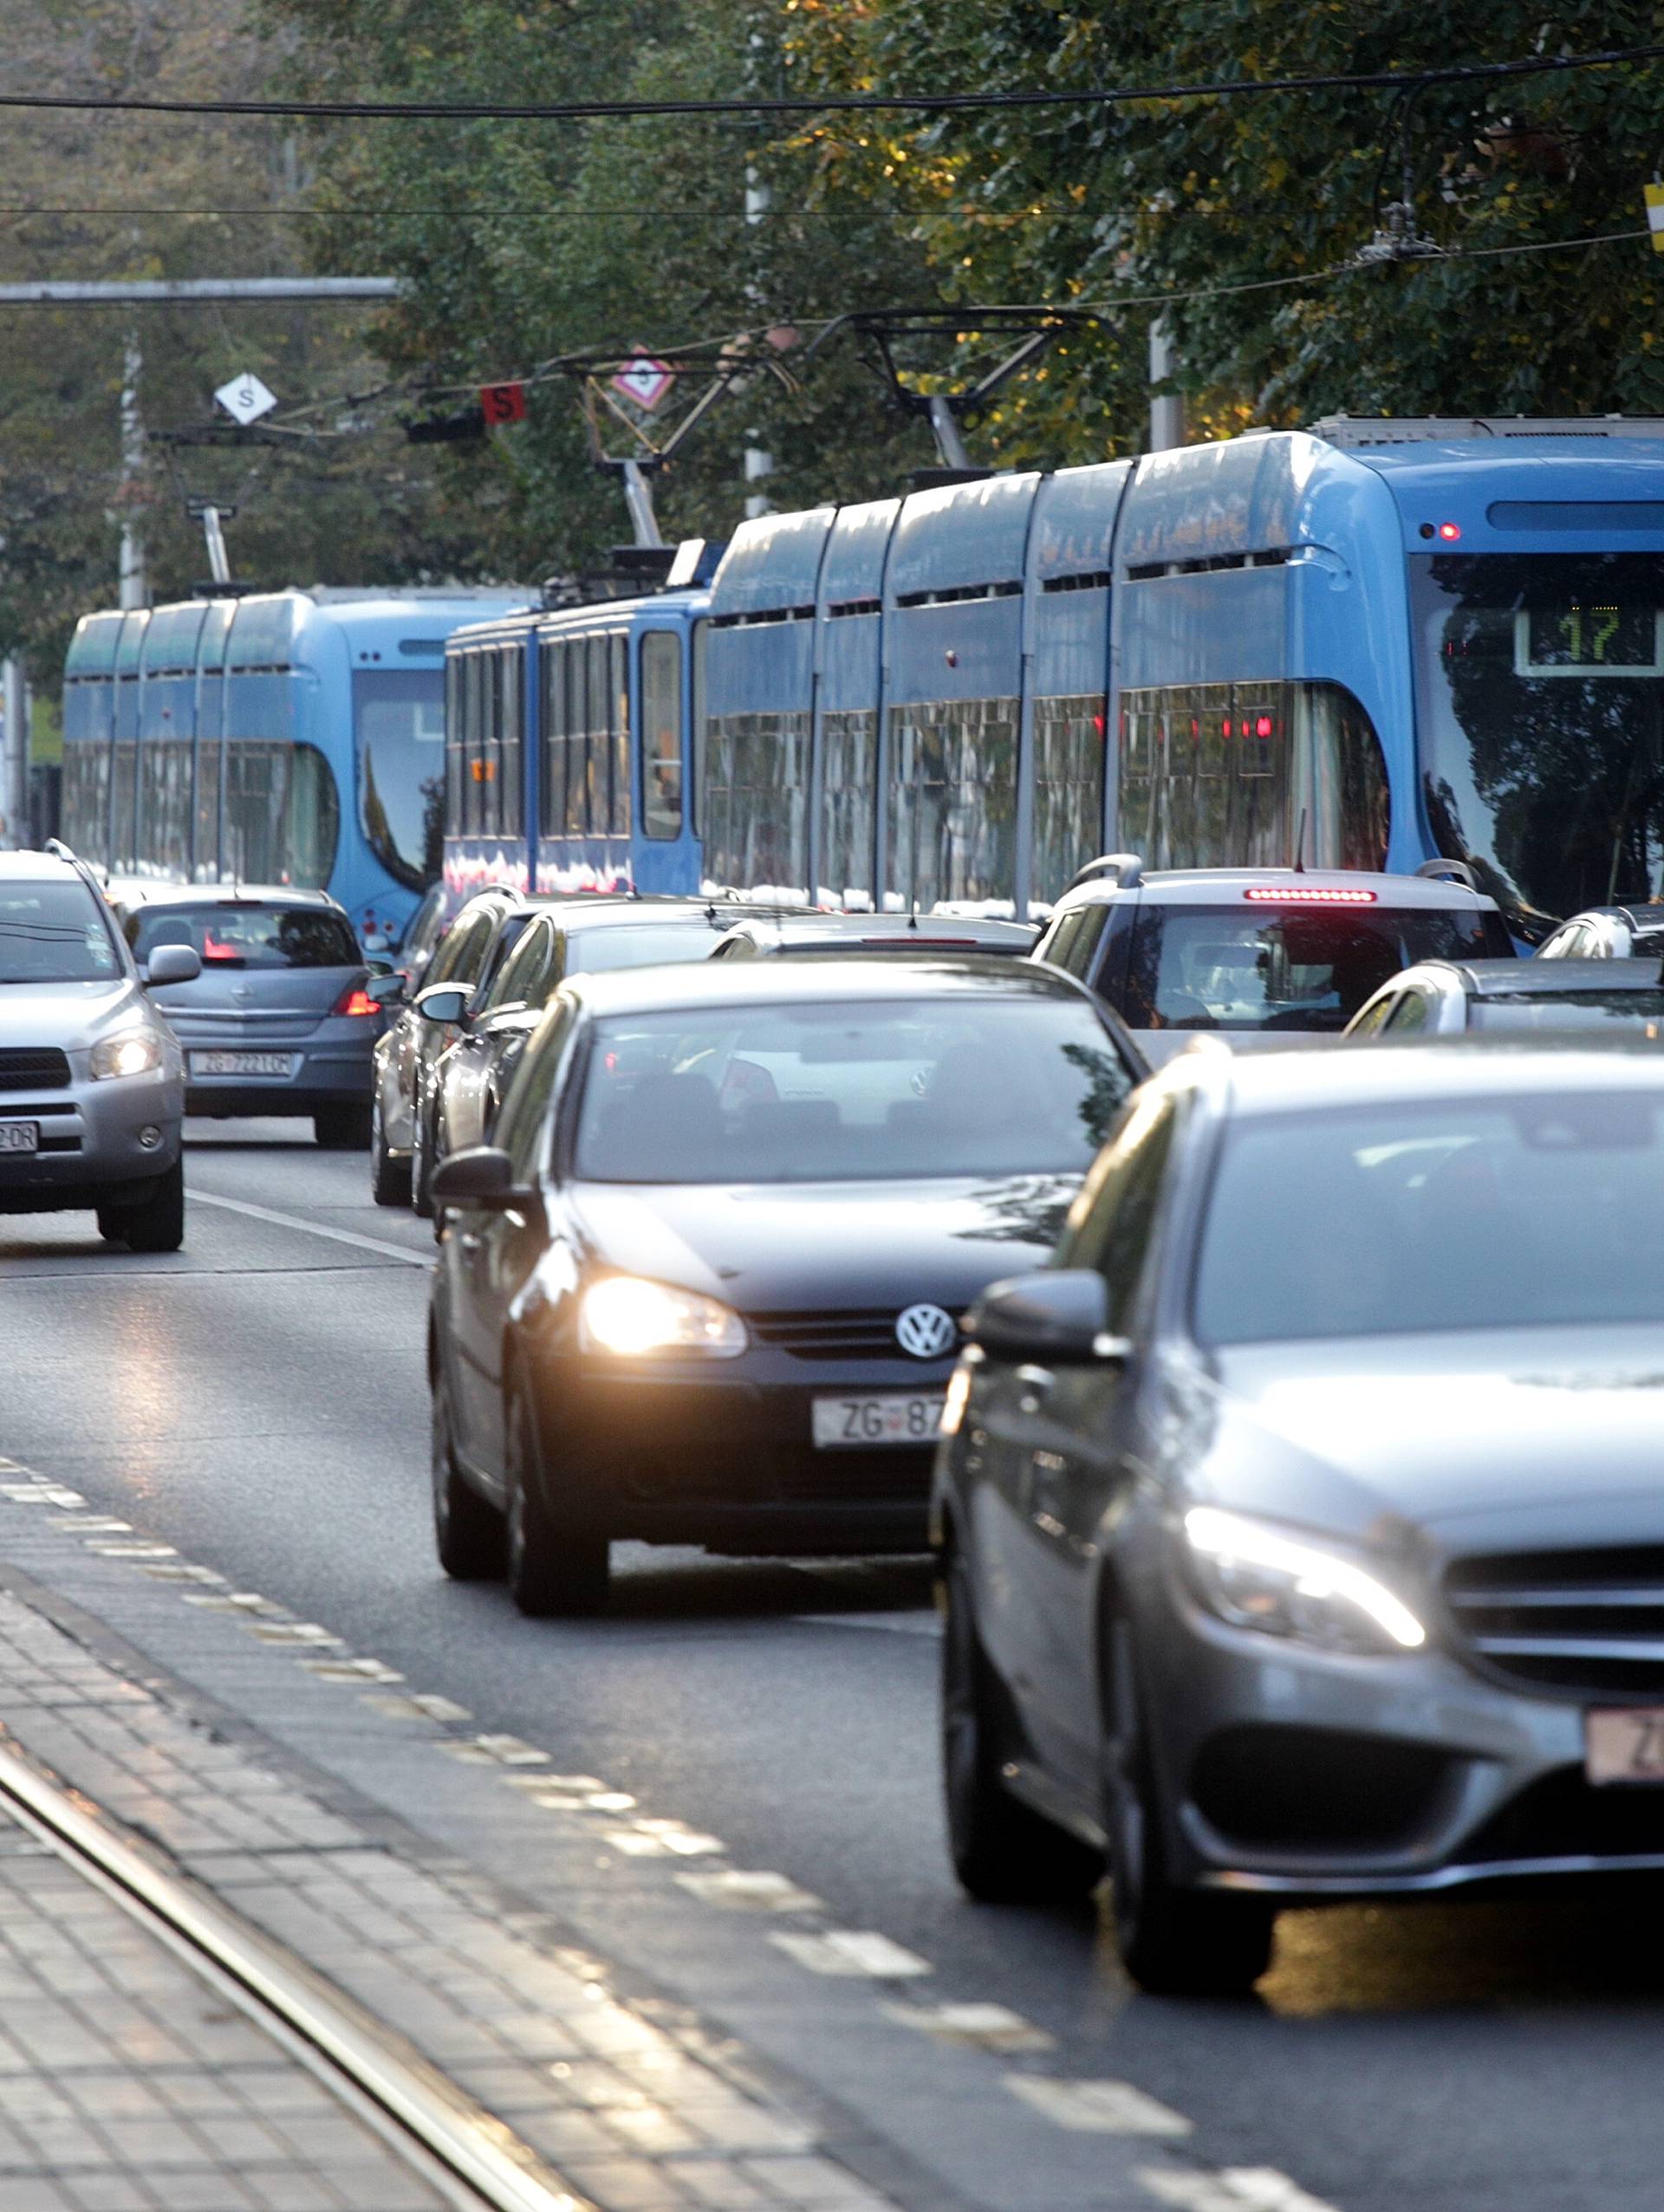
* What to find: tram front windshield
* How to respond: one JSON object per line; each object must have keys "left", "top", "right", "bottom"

{"left": 1413, "top": 552, "right": 1664, "bottom": 932}
{"left": 354, "top": 670, "right": 445, "bottom": 892}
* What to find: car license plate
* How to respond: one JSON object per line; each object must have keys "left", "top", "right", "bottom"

{"left": 0, "top": 1121, "right": 39, "bottom": 1155}
{"left": 190, "top": 1051, "right": 296, "bottom": 1079}
{"left": 812, "top": 1392, "right": 945, "bottom": 1449}
{"left": 1585, "top": 1708, "right": 1664, "bottom": 1785}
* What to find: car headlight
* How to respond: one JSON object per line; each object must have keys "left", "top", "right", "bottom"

{"left": 579, "top": 1275, "right": 747, "bottom": 1359}
{"left": 90, "top": 1033, "right": 164, "bottom": 1081}
{"left": 1183, "top": 1506, "right": 1427, "bottom": 1655}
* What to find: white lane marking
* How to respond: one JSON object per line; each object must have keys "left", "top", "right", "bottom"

{"left": 189, "top": 1190, "right": 432, "bottom": 1268}
{"left": 301, "top": 1657, "right": 404, "bottom": 1683}
{"left": 364, "top": 1692, "right": 473, "bottom": 1723}
{"left": 799, "top": 1612, "right": 942, "bottom": 1638}
{"left": 1139, "top": 2169, "right": 1341, "bottom": 2212}
{"left": 882, "top": 2004, "right": 1051, "bottom": 2053}
{"left": 676, "top": 1870, "right": 823, "bottom": 1914}
{"left": 1008, "top": 2078, "right": 1190, "bottom": 2133}
{"left": 605, "top": 1826, "right": 724, "bottom": 1858}
{"left": 770, "top": 1930, "right": 932, "bottom": 1978}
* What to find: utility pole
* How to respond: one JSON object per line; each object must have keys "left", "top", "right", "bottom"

{"left": 743, "top": 167, "right": 773, "bottom": 520}
{"left": 1147, "top": 318, "right": 1186, "bottom": 452}
{"left": 118, "top": 333, "right": 148, "bottom": 610}
{"left": 0, "top": 658, "right": 26, "bottom": 852}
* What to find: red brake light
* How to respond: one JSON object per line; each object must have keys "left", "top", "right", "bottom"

{"left": 1244, "top": 885, "right": 1377, "bottom": 905}
{"left": 335, "top": 985, "right": 379, "bottom": 1017}
{"left": 1438, "top": 521, "right": 1462, "bottom": 542}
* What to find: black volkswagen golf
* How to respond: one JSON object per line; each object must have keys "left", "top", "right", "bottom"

{"left": 427, "top": 957, "right": 1147, "bottom": 1614}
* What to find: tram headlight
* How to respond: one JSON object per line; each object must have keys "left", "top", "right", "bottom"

{"left": 578, "top": 1275, "right": 747, "bottom": 1359}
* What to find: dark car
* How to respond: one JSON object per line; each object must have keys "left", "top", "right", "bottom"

{"left": 393, "top": 883, "right": 452, "bottom": 997}
{"left": 710, "top": 913, "right": 1038, "bottom": 961}
{"left": 936, "top": 1040, "right": 1664, "bottom": 1997}
{"left": 427, "top": 957, "right": 1148, "bottom": 1616}
{"left": 122, "top": 887, "right": 380, "bottom": 1147}
{"left": 429, "top": 898, "right": 814, "bottom": 1190}
{"left": 1347, "top": 957, "right": 1664, "bottom": 1039}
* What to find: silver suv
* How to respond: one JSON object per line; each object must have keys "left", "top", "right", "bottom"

{"left": 0, "top": 847, "right": 200, "bottom": 1251}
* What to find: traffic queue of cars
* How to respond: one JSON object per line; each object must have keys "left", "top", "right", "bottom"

{"left": 10, "top": 840, "right": 1664, "bottom": 1998}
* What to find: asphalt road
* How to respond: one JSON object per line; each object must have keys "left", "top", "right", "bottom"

{"left": 4, "top": 1123, "right": 1664, "bottom": 2211}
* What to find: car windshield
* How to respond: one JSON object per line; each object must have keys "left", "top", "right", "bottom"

{"left": 1468, "top": 990, "right": 1664, "bottom": 1034}
{"left": 1122, "top": 902, "right": 1513, "bottom": 1034}
{"left": 573, "top": 998, "right": 1132, "bottom": 1184}
{"left": 0, "top": 880, "right": 120, "bottom": 984}
{"left": 1194, "top": 1090, "right": 1664, "bottom": 1344}
{"left": 569, "top": 923, "right": 723, "bottom": 976}
{"left": 1413, "top": 552, "right": 1664, "bottom": 929}
{"left": 126, "top": 903, "right": 359, "bottom": 970}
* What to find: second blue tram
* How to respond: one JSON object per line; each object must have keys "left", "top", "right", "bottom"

{"left": 697, "top": 418, "right": 1664, "bottom": 932}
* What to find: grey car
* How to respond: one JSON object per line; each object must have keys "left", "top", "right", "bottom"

{"left": 121, "top": 887, "right": 381, "bottom": 1148}
{"left": 936, "top": 1040, "right": 1664, "bottom": 1995}
{"left": 1347, "top": 956, "right": 1664, "bottom": 1039}
{"left": 708, "top": 913, "right": 1038, "bottom": 961}
{"left": 0, "top": 846, "right": 200, "bottom": 1250}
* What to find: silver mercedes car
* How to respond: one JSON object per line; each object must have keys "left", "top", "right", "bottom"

{"left": 0, "top": 845, "right": 199, "bottom": 1250}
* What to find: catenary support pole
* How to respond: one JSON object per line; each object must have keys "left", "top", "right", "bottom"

{"left": 1148, "top": 318, "right": 1186, "bottom": 452}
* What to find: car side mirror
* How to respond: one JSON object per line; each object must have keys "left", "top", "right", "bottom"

{"left": 965, "top": 1270, "right": 1129, "bottom": 1367}
{"left": 143, "top": 945, "right": 202, "bottom": 987}
{"left": 365, "top": 973, "right": 406, "bottom": 1008}
{"left": 416, "top": 983, "right": 472, "bottom": 1026}
{"left": 365, "top": 955, "right": 395, "bottom": 977}
{"left": 431, "top": 1145, "right": 525, "bottom": 1210}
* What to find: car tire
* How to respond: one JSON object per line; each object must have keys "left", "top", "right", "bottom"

{"left": 411, "top": 1098, "right": 435, "bottom": 1219}
{"left": 1101, "top": 1611, "right": 1273, "bottom": 1995}
{"left": 370, "top": 1093, "right": 412, "bottom": 1207}
{"left": 431, "top": 1367, "right": 502, "bottom": 1580}
{"left": 504, "top": 1375, "right": 609, "bottom": 1618}
{"left": 940, "top": 1547, "right": 1103, "bottom": 1904}
{"left": 102, "top": 1160, "right": 186, "bottom": 1255}
{"left": 315, "top": 1103, "right": 373, "bottom": 1151}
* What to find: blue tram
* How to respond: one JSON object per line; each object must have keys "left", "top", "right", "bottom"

{"left": 697, "top": 419, "right": 1664, "bottom": 931}
{"left": 440, "top": 558, "right": 712, "bottom": 907}
{"left": 61, "top": 587, "right": 521, "bottom": 944}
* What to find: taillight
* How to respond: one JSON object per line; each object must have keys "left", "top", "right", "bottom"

{"left": 334, "top": 984, "right": 379, "bottom": 1017}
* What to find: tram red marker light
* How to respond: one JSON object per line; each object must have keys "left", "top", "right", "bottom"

{"left": 1438, "top": 521, "right": 1462, "bottom": 542}
{"left": 334, "top": 986, "right": 380, "bottom": 1017}
{"left": 1245, "top": 886, "right": 1377, "bottom": 905}
{"left": 1256, "top": 716, "right": 1274, "bottom": 737}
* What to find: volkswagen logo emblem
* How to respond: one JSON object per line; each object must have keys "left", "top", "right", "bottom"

{"left": 895, "top": 1302, "right": 957, "bottom": 1359}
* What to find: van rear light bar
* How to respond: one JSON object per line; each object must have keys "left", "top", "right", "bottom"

{"left": 1243, "top": 886, "right": 1377, "bottom": 905}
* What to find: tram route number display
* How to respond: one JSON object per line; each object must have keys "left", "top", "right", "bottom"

{"left": 1518, "top": 602, "right": 1661, "bottom": 677}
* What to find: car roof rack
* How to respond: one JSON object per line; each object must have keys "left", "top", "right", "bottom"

{"left": 1414, "top": 859, "right": 1479, "bottom": 892}
{"left": 1068, "top": 853, "right": 1144, "bottom": 893}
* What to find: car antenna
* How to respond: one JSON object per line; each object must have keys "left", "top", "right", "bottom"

{"left": 1292, "top": 808, "right": 1308, "bottom": 875}
{"left": 907, "top": 898, "right": 919, "bottom": 932}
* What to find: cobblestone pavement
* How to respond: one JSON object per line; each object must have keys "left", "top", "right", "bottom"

{"left": 0, "top": 1809, "right": 446, "bottom": 2212}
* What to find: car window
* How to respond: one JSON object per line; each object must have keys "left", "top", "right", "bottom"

{"left": 565, "top": 922, "right": 720, "bottom": 976}
{"left": 1061, "top": 905, "right": 1110, "bottom": 982}
{"left": 1194, "top": 1091, "right": 1664, "bottom": 1343}
{"left": 571, "top": 996, "right": 1134, "bottom": 1185}
{"left": 1037, "top": 909, "right": 1085, "bottom": 972}
{"left": 497, "top": 1000, "right": 576, "bottom": 1179}
{"left": 427, "top": 907, "right": 492, "bottom": 986}
{"left": 126, "top": 903, "right": 357, "bottom": 970}
{"left": 482, "top": 918, "right": 550, "bottom": 1012}
{"left": 1467, "top": 989, "right": 1664, "bottom": 1034}
{"left": 1381, "top": 989, "right": 1433, "bottom": 1034}
{"left": 0, "top": 879, "right": 120, "bottom": 984}
{"left": 1347, "top": 994, "right": 1397, "bottom": 1036}
{"left": 1059, "top": 1093, "right": 1178, "bottom": 1330}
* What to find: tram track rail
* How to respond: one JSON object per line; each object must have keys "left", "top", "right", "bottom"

{"left": 0, "top": 1735, "right": 588, "bottom": 2212}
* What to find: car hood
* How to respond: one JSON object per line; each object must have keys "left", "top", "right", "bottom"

{"left": 0, "top": 978, "right": 149, "bottom": 1054}
{"left": 1194, "top": 1324, "right": 1664, "bottom": 1553}
{"left": 569, "top": 1173, "right": 1077, "bottom": 1313}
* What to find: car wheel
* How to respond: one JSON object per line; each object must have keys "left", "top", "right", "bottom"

{"left": 103, "top": 1160, "right": 185, "bottom": 1255}
{"left": 1101, "top": 1611, "right": 1273, "bottom": 1995}
{"left": 940, "top": 1548, "right": 1102, "bottom": 1904}
{"left": 430, "top": 1367, "right": 502, "bottom": 1580}
{"left": 411, "top": 1098, "right": 435, "bottom": 1219}
{"left": 504, "top": 1375, "right": 609, "bottom": 1618}
{"left": 370, "top": 1092, "right": 412, "bottom": 1207}
{"left": 315, "top": 1103, "right": 374, "bottom": 1150}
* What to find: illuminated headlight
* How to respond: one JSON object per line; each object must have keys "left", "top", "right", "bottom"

{"left": 1183, "top": 1506, "right": 1427, "bottom": 1655}
{"left": 90, "top": 1033, "right": 163, "bottom": 1081}
{"left": 939, "top": 1361, "right": 974, "bottom": 1438}
{"left": 579, "top": 1275, "right": 746, "bottom": 1359}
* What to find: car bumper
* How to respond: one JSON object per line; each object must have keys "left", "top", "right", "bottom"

{"left": 0, "top": 1067, "right": 181, "bottom": 1211}
{"left": 527, "top": 1350, "right": 950, "bottom": 1554}
{"left": 177, "top": 1028, "right": 377, "bottom": 1117}
{"left": 1137, "top": 1573, "right": 1664, "bottom": 1903}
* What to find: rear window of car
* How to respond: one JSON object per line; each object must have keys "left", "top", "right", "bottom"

{"left": 1119, "top": 902, "right": 1514, "bottom": 1035}
{"left": 126, "top": 903, "right": 360, "bottom": 970}
{"left": 567, "top": 922, "right": 722, "bottom": 976}
{"left": 572, "top": 996, "right": 1134, "bottom": 1184}
{"left": 1467, "top": 990, "right": 1664, "bottom": 1033}
{"left": 0, "top": 880, "right": 120, "bottom": 984}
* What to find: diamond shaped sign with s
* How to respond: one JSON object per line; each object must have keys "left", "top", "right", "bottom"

{"left": 214, "top": 372, "right": 277, "bottom": 427}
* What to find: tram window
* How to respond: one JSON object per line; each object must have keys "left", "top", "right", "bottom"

{"left": 445, "top": 656, "right": 464, "bottom": 840}
{"left": 112, "top": 742, "right": 138, "bottom": 875}
{"left": 459, "top": 654, "right": 479, "bottom": 836}
{"left": 1116, "top": 680, "right": 1388, "bottom": 872}
{"left": 539, "top": 641, "right": 565, "bottom": 837}
{"left": 587, "top": 636, "right": 612, "bottom": 837}
{"left": 498, "top": 647, "right": 523, "bottom": 838}
{"left": 196, "top": 740, "right": 221, "bottom": 880}
{"left": 887, "top": 696, "right": 1019, "bottom": 913}
{"left": 1032, "top": 695, "right": 1108, "bottom": 906}
{"left": 612, "top": 634, "right": 631, "bottom": 838}
{"left": 222, "top": 742, "right": 339, "bottom": 890}
{"left": 640, "top": 632, "right": 682, "bottom": 840}
{"left": 690, "top": 618, "right": 709, "bottom": 836}
{"left": 62, "top": 743, "right": 112, "bottom": 871}
{"left": 702, "top": 710, "right": 811, "bottom": 900}
{"left": 820, "top": 707, "right": 878, "bottom": 908}
{"left": 564, "top": 643, "right": 588, "bottom": 837}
